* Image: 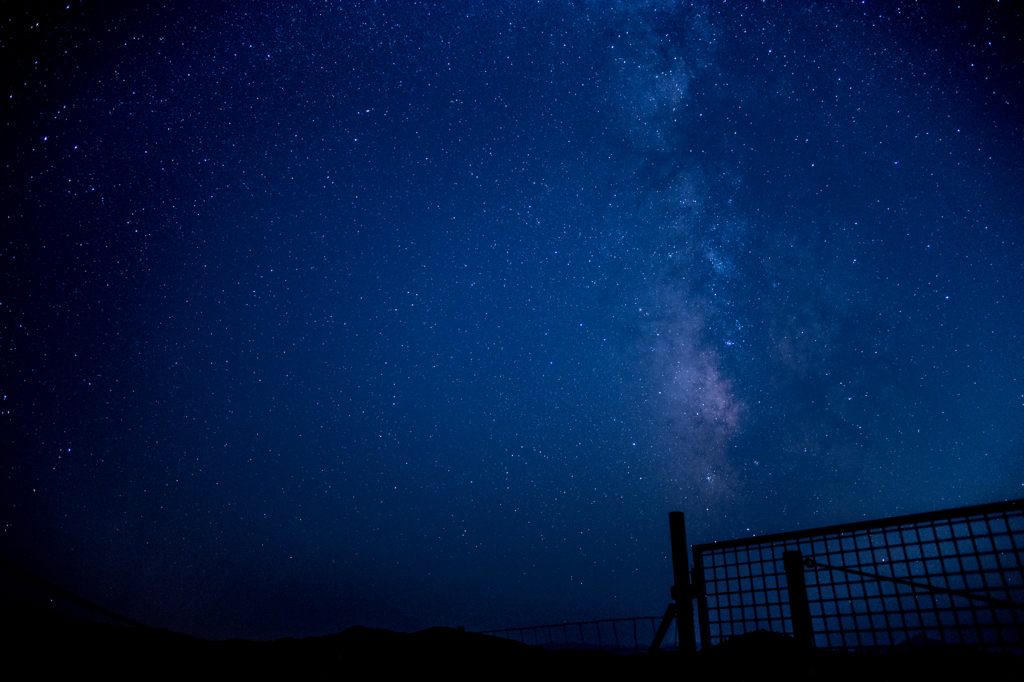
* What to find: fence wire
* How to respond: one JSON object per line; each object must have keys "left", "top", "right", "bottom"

{"left": 480, "top": 616, "right": 677, "bottom": 654}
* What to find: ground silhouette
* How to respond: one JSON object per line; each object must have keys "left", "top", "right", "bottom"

{"left": 3, "top": 600, "right": 1018, "bottom": 679}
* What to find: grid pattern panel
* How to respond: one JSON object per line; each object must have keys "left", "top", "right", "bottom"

{"left": 693, "top": 500, "right": 1024, "bottom": 654}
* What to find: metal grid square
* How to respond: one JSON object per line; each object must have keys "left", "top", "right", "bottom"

{"left": 692, "top": 499, "right": 1024, "bottom": 654}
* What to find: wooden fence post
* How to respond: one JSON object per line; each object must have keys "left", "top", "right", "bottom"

{"left": 783, "top": 550, "right": 813, "bottom": 647}
{"left": 670, "top": 511, "right": 696, "bottom": 653}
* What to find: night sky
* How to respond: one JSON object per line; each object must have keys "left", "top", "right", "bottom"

{"left": 2, "top": 1, "right": 1022, "bottom": 642}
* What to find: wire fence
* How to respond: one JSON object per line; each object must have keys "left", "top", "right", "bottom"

{"left": 480, "top": 500, "right": 1024, "bottom": 657}
{"left": 480, "top": 615, "right": 678, "bottom": 654}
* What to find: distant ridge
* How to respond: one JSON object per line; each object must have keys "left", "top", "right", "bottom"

{"left": 2, "top": 600, "right": 1017, "bottom": 679}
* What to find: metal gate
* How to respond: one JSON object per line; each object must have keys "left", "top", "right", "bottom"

{"left": 686, "top": 499, "right": 1024, "bottom": 654}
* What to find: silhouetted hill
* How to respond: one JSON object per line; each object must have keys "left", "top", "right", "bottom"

{"left": 2, "top": 600, "right": 1018, "bottom": 679}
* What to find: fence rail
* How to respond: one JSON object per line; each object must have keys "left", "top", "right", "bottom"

{"left": 480, "top": 615, "right": 677, "bottom": 654}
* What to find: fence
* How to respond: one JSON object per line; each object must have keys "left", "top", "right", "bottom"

{"left": 692, "top": 498, "right": 1024, "bottom": 655}
{"left": 480, "top": 615, "right": 677, "bottom": 654}
{"left": 480, "top": 499, "right": 1024, "bottom": 656}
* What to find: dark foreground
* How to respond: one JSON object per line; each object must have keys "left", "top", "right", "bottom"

{"left": 3, "top": 600, "right": 1019, "bottom": 680}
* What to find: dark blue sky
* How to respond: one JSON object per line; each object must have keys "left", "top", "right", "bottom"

{"left": 2, "top": 0, "right": 1022, "bottom": 641}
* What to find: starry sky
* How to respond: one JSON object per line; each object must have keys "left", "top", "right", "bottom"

{"left": 2, "top": 0, "right": 1022, "bottom": 641}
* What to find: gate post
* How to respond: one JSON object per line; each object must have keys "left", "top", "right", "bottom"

{"left": 783, "top": 550, "right": 814, "bottom": 647}
{"left": 670, "top": 511, "right": 697, "bottom": 653}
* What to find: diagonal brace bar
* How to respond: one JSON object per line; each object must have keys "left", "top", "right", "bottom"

{"left": 648, "top": 602, "right": 677, "bottom": 653}
{"left": 806, "top": 557, "right": 1024, "bottom": 612}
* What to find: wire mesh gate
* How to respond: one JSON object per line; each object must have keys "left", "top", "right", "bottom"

{"left": 691, "top": 498, "right": 1024, "bottom": 654}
